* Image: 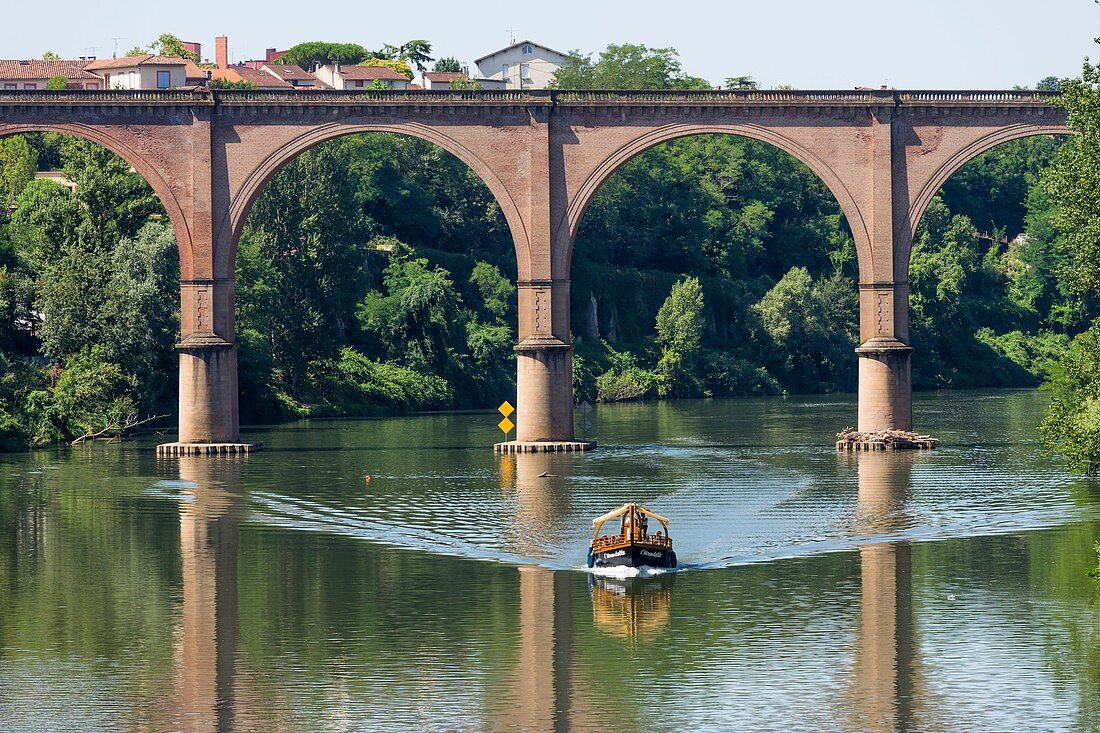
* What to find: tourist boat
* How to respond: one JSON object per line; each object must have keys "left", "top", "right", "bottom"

{"left": 587, "top": 502, "right": 676, "bottom": 569}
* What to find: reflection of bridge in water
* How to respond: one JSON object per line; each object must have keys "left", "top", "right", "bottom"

{"left": 165, "top": 448, "right": 945, "bottom": 731}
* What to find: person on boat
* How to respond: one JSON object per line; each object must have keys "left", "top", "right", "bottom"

{"left": 639, "top": 512, "right": 649, "bottom": 538}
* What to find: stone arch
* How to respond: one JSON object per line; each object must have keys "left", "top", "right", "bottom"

{"left": 562, "top": 123, "right": 872, "bottom": 281}
{"left": 225, "top": 121, "right": 530, "bottom": 278}
{"left": 0, "top": 122, "right": 194, "bottom": 277}
{"left": 903, "top": 123, "right": 1072, "bottom": 276}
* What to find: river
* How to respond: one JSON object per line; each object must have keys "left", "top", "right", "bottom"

{"left": 1, "top": 389, "right": 1098, "bottom": 732}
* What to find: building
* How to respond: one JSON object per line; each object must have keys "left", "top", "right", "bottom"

{"left": 243, "top": 48, "right": 288, "bottom": 70}
{"left": 260, "top": 64, "right": 327, "bottom": 89}
{"left": 474, "top": 40, "right": 568, "bottom": 90}
{"left": 420, "top": 71, "right": 466, "bottom": 89}
{"left": 84, "top": 55, "right": 190, "bottom": 89}
{"left": 314, "top": 64, "right": 410, "bottom": 90}
{"left": 0, "top": 59, "right": 104, "bottom": 90}
{"left": 210, "top": 65, "right": 292, "bottom": 89}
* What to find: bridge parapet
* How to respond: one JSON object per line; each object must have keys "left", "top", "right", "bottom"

{"left": 0, "top": 88, "right": 1061, "bottom": 109}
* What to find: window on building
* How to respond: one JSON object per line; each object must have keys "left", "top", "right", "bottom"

{"left": 355, "top": 79, "right": 364, "bottom": 87}
{"left": 502, "top": 63, "right": 510, "bottom": 82}
{"left": 157, "top": 70, "right": 171, "bottom": 89}
{"left": 520, "top": 63, "right": 531, "bottom": 79}
{"left": 86, "top": 83, "right": 99, "bottom": 90}
{"left": 3, "top": 83, "right": 17, "bottom": 90}
{"left": 522, "top": 44, "right": 533, "bottom": 55}
{"left": 23, "top": 83, "right": 37, "bottom": 90}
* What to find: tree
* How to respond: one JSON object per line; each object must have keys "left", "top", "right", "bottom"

{"left": 42, "top": 52, "right": 59, "bottom": 61}
{"left": 1038, "top": 50, "right": 1100, "bottom": 470}
{"left": 0, "top": 136, "right": 38, "bottom": 210}
{"left": 238, "top": 139, "right": 370, "bottom": 393}
{"left": 276, "top": 42, "right": 368, "bottom": 70}
{"left": 376, "top": 40, "right": 433, "bottom": 72}
{"left": 1040, "top": 324, "right": 1100, "bottom": 471}
{"left": 46, "top": 76, "right": 68, "bottom": 90}
{"left": 656, "top": 277, "right": 704, "bottom": 354}
{"left": 1037, "top": 76, "right": 1063, "bottom": 92}
{"left": 550, "top": 44, "right": 711, "bottom": 90}
{"left": 150, "top": 33, "right": 199, "bottom": 61}
{"left": 433, "top": 57, "right": 462, "bottom": 73}
{"left": 360, "top": 57, "right": 414, "bottom": 80}
{"left": 725, "top": 76, "right": 758, "bottom": 90}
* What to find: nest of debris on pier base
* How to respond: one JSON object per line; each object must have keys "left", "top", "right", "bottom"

{"left": 835, "top": 428, "right": 939, "bottom": 451}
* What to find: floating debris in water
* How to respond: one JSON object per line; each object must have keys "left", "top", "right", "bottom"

{"left": 836, "top": 427, "right": 939, "bottom": 451}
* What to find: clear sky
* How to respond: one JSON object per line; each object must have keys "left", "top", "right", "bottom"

{"left": 1, "top": 0, "right": 1096, "bottom": 89}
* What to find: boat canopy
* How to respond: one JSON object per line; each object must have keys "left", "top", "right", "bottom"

{"left": 591, "top": 502, "right": 670, "bottom": 537}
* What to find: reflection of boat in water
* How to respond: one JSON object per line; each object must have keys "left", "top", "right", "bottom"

{"left": 587, "top": 502, "right": 676, "bottom": 569}
{"left": 589, "top": 573, "right": 675, "bottom": 640}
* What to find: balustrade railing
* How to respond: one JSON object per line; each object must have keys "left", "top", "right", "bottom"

{"left": 0, "top": 88, "right": 1061, "bottom": 106}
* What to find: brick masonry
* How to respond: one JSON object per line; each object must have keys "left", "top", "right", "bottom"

{"left": 0, "top": 89, "right": 1070, "bottom": 443}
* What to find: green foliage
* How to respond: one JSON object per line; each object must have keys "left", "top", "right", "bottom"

{"left": 150, "top": 33, "right": 199, "bottom": 61}
{"left": 656, "top": 277, "right": 704, "bottom": 353}
{"left": 433, "top": 57, "right": 462, "bottom": 73}
{"left": 725, "top": 76, "right": 758, "bottom": 90}
{"left": 361, "top": 58, "right": 414, "bottom": 79}
{"left": 550, "top": 44, "right": 711, "bottom": 90}
{"left": 50, "top": 345, "right": 138, "bottom": 438}
{"left": 1045, "top": 59, "right": 1100, "bottom": 298}
{"left": 238, "top": 140, "right": 370, "bottom": 392}
{"left": 1041, "top": 323, "right": 1100, "bottom": 472}
{"left": 974, "top": 328, "right": 1069, "bottom": 383}
{"left": 46, "top": 76, "right": 68, "bottom": 90}
{"left": 209, "top": 79, "right": 257, "bottom": 89}
{"left": 595, "top": 343, "right": 658, "bottom": 402}
{"left": 276, "top": 42, "right": 368, "bottom": 69}
{"left": 375, "top": 40, "right": 433, "bottom": 72}
{"left": 753, "top": 267, "right": 857, "bottom": 392}
{"left": 0, "top": 136, "right": 38, "bottom": 209}
{"left": 469, "top": 261, "right": 514, "bottom": 324}
{"left": 41, "top": 51, "right": 59, "bottom": 61}
{"left": 449, "top": 78, "right": 480, "bottom": 90}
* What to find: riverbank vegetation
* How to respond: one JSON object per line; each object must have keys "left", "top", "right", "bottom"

{"left": 0, "top": 45, "right": 1085, "bottom": 450}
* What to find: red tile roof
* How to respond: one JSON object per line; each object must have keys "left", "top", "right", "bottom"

{"left": 85, "top": 55, "right": 188, "bottom": 71}
{"left": 337, "top": 65, "right": 409, "bottom": 81}
{"left": 424, "top": 72, "right": 466, "bottom": 82}
{"left": 211, "top": 66, "right": 292, "bottom": 88}
{"left": 0, "top": 59, "right": 100, "bottom": 80}
{"left": 262, "top": 64, "right": 315, "bottom": 81}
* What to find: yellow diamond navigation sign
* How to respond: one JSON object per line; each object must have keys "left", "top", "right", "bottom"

{"left": 498, "top": 401, "right": 514, "bottom": 418}
{"left": 498, "top": 416, "right": 515, "bottom": 434}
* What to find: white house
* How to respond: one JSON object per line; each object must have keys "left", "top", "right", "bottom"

{"left": 313, "top": 64, "right": 411, "bottom": 90}
{"left": 84, "top": 55, "right": 189, "bottom": 90}
{"left": 473, "top": 40, "right": 568, "bottom": 90}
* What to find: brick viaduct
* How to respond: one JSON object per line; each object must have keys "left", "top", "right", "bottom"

{"left": 0, "top": 89, "right": 1068, "bottom": 451}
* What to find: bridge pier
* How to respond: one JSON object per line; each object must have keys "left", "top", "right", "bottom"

{"left": 501, "top": 280, "right": 593, "bottom": 452}
{"left": 855, "top": 279, "right": 914, "bottom": 434}
{"left": 158, "top": 279, "right": 259, "bottom": 456}
{"left": 856, "top": 338, "right": 913, "bottom": 433}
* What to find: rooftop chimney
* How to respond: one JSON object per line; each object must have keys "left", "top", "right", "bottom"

{"left": 215, "top": 36, "right": 228, "bottom": 69}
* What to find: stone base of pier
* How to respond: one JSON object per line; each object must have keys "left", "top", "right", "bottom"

{"left": 494, "top": 440, "right": 596, "bottom": 454}
{"left": 156, "top": 442, "right": 263, "bottom": 457}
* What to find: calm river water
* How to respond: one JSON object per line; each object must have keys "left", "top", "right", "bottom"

{"left": 1, "top": 389, "right": 1099, "bottom": 732}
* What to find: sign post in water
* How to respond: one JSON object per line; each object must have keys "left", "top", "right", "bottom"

{"left": 498, "top": 401, "right": 515, "bottom": 441}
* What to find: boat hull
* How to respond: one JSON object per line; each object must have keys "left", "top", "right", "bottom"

{"left": 588, "top": 544, "right": 676, "bottom": 569}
